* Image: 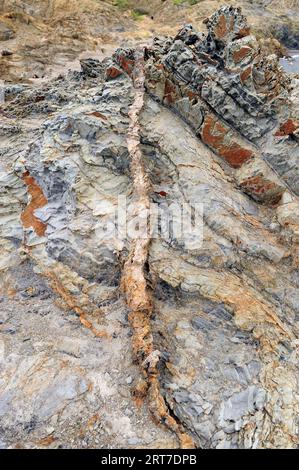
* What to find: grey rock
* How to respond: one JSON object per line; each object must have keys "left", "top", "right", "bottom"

{"left": 0, "top": 440, "right": 6, "bottom": 449}
{"left": 191, "top": 316, "right": 214, "bottom": 331}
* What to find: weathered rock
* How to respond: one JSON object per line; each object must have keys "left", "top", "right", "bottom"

{"left": 236, "top": 158, "right": 285, "bottom": 204}
{"left": 0, "top": 5, "right": 298, "bottom": 451}
{"left": 200, "top": 114, "right": 254, "bottom": 168}
{"left": 0, "top": 20, "right": 14, "bottom": 41}
{"left": 204, "top": 6, "right": 250, "bottom": 44}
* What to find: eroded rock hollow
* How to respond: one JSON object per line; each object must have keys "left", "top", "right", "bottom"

{"left": 0, "top": 6, "right": 298, "bottom": 449}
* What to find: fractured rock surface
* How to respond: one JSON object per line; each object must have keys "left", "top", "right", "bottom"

{"left": 0, "top": 6, "right": 298, "bottom": 449}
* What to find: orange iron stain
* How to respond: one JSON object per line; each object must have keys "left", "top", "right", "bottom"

{"left": 21, "top": 170, "right": 48, "bottom": 237}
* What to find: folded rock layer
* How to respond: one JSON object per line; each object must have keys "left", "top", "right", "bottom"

{"left": 0, "top": 6, "right": 298, "bottom": 449}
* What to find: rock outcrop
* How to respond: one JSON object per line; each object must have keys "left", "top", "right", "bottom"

{"left": 0, "top": 6, "right": 298, "bottom": 449}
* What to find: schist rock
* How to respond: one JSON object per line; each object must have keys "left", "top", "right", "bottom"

{"left": 0, "top": 6, "right": 298, "bottom": 450}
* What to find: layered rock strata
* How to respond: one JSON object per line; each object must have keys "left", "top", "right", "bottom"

{"left": 0, "top": 6, "right": 298, "bottom": 449}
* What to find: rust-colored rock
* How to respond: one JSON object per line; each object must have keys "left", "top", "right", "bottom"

{"left": 240, "top": 65, "right": 252, "bottom": 83}
{"left": 118, "top": 55, "right": 135, "bottom": 76}
{"left": 1, "top": 3, "right": 298, "bottom": 452}
{"left": 105, "top": 65, "right": 123, "bottom": 79}
{"left": 214, "top": 15, "right": 228, "bottom": 39}
{"left": 239, "top": 175, "right": 284, "bottom": 205}
{"left": 86, "top": 111, "right": 107, "bottom": 120}
{"left": 236, "top": 26, "right": 251, "bottom": 38}
{"left": 200, "top": 115, "right": 253, "bottom": 168}
{"left": 206, "top": 6, "right": 250, "bottom": 43}
{"left": 122, "top": 50, "right": 195, "bottom": 449}
{"left": 164, "top": 78, "right": 181, "bottom": 105}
